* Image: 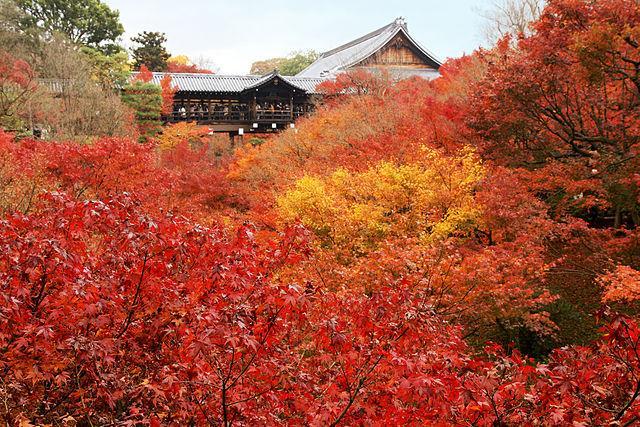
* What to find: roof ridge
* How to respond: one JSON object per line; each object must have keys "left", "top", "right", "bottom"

{"left": 320, "top": 18, "right": 400, "bottom": 58}
{"left": 135, "top": 71, "right": 323, "bottom": 81}
{"left": 145, "top": 72, "right": 259, "bottom": 79}
{"left": 287, "top": 76, "right": 326, "bottom": 80}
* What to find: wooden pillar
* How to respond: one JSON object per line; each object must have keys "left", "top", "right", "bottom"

{"left": 250, "top": 96, "right": 256, "bottom": 121}
{"left": 228, "top": 131, "right": 237, "bottom": 148}
{"left": 185, "top": 97, "right": 191, "bottom": 121}
{"left": 207, "top": 98, "right": 213, "bottom": 122}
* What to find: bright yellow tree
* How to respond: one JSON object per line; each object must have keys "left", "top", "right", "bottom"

{"left": 168, "top": 55, "right": 191, "bottom": 66}
{"left": 277, "top": 146, "right": 484, "bottom": 255}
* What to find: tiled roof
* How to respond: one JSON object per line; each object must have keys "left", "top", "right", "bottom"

{"left": 135, "top": 72, "right": 327, "bottom": 94}
{"left": 296, "top": 18, "right": 441, "bottom": 79}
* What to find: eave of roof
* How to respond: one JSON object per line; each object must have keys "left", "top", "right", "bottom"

{"left": 398, "top": 28, "right": 442, "bottom": 69}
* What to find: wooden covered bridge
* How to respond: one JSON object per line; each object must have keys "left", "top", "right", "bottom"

{"left": 144, "top": 70, "right": 325, "bottom": 134}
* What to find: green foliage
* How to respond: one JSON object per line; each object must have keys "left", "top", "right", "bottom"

{"left": 121, "top": 81, "right": 162, "bottom": 142}
{"left": 80, "top": 46, "right": 130, "bottom": 90}
{"left": 250, "top": 57, "right": 281, "bottom": 75}
{"left": 14, "top": 0, "right": 124, "bottom": 54}
{"left": 0, "top": 2, "right": 132, "bottom": 138}
{"left": 0, "top": 0, "right": 40, "bottom": 56}
{"left": 250, "top": 50, "right": 318, "bottom": 76}
{"left": 248, "top": 137, "right": 265, "bottom": 146}
{"left": 131, "top": 31, "right": 170, "bottom": 72}
{"left": 280, "top": 50, "right": 319, "bottom": 75}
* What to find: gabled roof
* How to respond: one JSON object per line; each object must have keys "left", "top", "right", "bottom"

{"left": 296, "top": 17, "right": 442, "bottom": 78}
{"left": 243, "top": 70, "right": 308, "bottom": 92}
{"left": 134, "top": 71, "right": 326, "bottom": 94}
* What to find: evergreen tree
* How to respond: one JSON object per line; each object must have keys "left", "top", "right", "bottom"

{"left": 121, "top": 71, "right": 162, "bottom": 142}
{"left": 131, "top": 31, "right": 170, "bottom": 72}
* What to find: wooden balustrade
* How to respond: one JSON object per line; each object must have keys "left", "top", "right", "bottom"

{"left": 165, "top": 107, "right": 307, "bottom": 124}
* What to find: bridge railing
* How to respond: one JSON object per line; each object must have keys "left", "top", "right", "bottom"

{"left": 168, "top": 110, "right": 250, "bottom": 122}
{"left": 255, "top": 110, "right": 292, "bottom": 121}
{"left": 165, "top": 108, "right": 308, "bottom": 124}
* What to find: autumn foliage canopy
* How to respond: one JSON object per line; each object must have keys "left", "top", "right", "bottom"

{"left": 2, "top": 0, "right": 640, "bottom": 425}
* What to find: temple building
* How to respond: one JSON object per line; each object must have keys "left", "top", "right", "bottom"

{"left": 142, "top": 17, "right": 440, "bottom": 133}
{"left": 297, "top": 17, "right": 441, "bottom": 80}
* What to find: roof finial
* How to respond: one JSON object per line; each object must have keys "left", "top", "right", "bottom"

{"left": 394, "top": 17, "right": 407, "bottom": 28}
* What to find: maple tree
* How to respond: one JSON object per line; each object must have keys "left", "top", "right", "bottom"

{"left": 135, "top": 64, "right": 154, "bottom": 83}
{"left": 0, "top": 130, "right": 245, "bottom": 223}
{"left": 275, "top": 149, "right": 559, "bottom": 347}
{"left": 317, "top": 68, "right": 393, "bottom": 96}
{"left": 157, "top": 121, "right": 206, "bottom": 151}
{"left": 3, "top": 190, "right": 640, "bottom": 424}
{"left": 0, "top": 191, "right": 309, "bottom": 424}
{"left": 458, "top": 0, "right": 640, "bottom": 347}
{"left": 468, "top": 0, "right": 640, "bottom": 228}
{"left": 600, "top": 265, "right": 640, "bottom": 303}
{"left": 159, "top": 74, "right": 176, "bottom": 116}
{"left": 0, "top": 50, "right": 37, "bottom": 129}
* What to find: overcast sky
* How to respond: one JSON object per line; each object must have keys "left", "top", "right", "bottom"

{"left": 105, "top": 0, "right": 493, "bottom": 74}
